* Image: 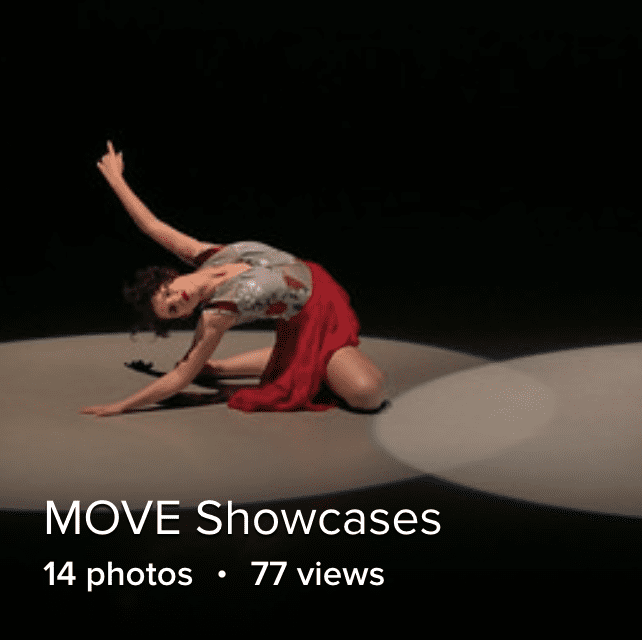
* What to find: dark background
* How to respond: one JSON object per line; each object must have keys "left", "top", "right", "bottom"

{"left": 2, "top": 10, "right": 641, "bottom": 625}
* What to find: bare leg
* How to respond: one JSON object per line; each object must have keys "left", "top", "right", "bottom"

{"left": 204, "top": 344, "right": 387, "bottom": 410}
{"left": 324, "top": 346, "right": 387, "bottom": 410}
{"left": 203, "top": 347, "right": 274, "bottom": 377}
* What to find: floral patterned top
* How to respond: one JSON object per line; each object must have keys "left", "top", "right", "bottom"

{"left": 194, "top": 241, "right": 313, "bottom": 325}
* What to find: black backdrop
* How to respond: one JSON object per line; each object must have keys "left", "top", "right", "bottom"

{"left": 3, "top": 11, "right": 641, "bottom": 626}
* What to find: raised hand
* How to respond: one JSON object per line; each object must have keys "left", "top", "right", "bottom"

{"left": 97, "top": 140, "right": 125, "bottom": 185}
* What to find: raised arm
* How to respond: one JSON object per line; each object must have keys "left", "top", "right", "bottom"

{"left": 97, "top": 141, "right": 221, "bottom": 266}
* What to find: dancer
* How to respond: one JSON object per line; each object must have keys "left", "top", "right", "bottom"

{"left": 80, "top": 142, "right": 387, "bottom": 417}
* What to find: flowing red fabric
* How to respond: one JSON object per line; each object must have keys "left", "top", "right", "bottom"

{"left": 227, "top": 261, "right": 361, "bottom": 412}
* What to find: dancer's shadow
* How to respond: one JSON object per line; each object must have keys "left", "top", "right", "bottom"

{"left": 124, "top": 360, "right": 241, "bottom": 413}
{"left": 124, "top": 360, "right": 390, "bottom": 415}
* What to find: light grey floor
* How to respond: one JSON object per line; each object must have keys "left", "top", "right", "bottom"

{"left": 375, "top": 341, "right": 642, "bottom": 517}
{"left": 5, "top": 332, "right": 639, "bottom": 517}
{"left": 1, "top": 331, "right": 487, "bottom": 510}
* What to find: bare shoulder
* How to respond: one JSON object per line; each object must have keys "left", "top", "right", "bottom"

{"left": 191, "top": 242, "right": 225, "bottom": 265}
{"left": 195, "top": 241, "right": 223, "bottom": 253}
{"left": 145, "top": 216, "right": 224, "bottom": 266}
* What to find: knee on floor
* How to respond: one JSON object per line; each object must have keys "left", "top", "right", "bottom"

{"left": 344, "top": 373, "right": 387, "bottom": 410}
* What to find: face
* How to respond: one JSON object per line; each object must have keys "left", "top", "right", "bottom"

{"left": 151, "top": 275, "right": 201, "bottom": 320}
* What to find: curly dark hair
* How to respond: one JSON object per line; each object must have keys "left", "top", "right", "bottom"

{"left": 123, "top": 265, "right": 187, "bottom": 338}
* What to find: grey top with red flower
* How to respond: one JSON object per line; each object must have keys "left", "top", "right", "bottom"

{"left": 196, "top": 241, "right": 313, "bottom": 325}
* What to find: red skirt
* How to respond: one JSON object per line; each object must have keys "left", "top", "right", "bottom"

{"left": 227, "top": 261, "right": 361, "bottom": 412}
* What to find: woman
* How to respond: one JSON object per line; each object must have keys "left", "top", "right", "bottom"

{"left": 80, "top": 142, "right": 387, "bottom": 417}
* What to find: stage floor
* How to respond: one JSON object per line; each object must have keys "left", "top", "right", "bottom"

{"left": 2, "top": 330, "right": 640, "bottom": 517}
{"left": 0, "top": 332, "right": 485, "bottom": 510}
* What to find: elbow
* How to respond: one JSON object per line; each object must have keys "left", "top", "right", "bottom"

{"left": 171, "top": 365, "right": 194, "bottom": 389}
{"left": 171, "top": 361, "right": 202, "bottom": 390}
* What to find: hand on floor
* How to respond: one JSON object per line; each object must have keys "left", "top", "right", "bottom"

{"left": 79, "top": 403, "right": 125, "bottom": 417}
